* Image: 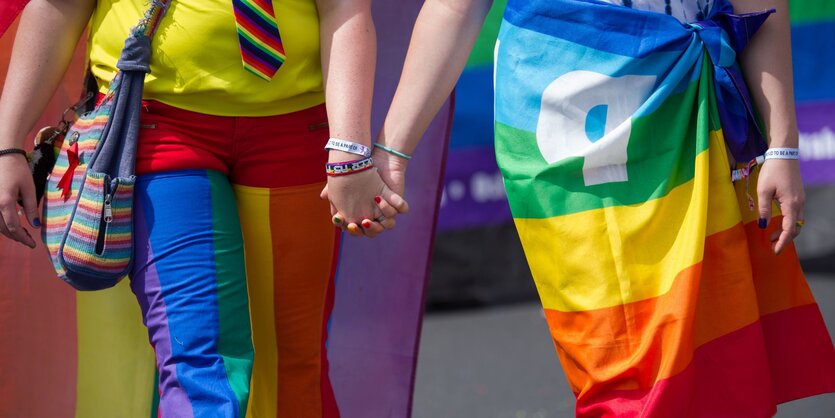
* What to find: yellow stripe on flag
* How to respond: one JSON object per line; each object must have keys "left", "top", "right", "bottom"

{"left": 515, "top": 130, "right": 741, "bottom": 312}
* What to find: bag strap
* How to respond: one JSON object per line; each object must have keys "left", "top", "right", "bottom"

{"left": 88, "top": 0, "right": 173, "bottom": 178}
{"left": 133, "top": 0, "right": 173, "bottom": 40}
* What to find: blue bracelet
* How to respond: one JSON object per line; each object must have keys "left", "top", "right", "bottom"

{"left": 374, "top": 143, "right": 412, "bottom": 160}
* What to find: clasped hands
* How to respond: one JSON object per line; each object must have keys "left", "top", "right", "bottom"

{"left": 321, "top": 148, "right": 410, "bottom": 238}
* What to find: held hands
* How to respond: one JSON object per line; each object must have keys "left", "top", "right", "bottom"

{"left": 321, "top": 148, "right": 410, "bottom": 238}
{"left": 757, "top": 158, "right": 805, "bottom": 255}
{"left": 0, "top": 153, "right": 40, "bottom": 248}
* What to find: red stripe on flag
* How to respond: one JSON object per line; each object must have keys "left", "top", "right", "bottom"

{"left": 575, "top": 305, "right": 835, "bottom": 417}
{"left": 760, "top": 304, "right": 835, "bottom": 403}
{"left": 0, "top": 0, "right": 28, "bottom": 36}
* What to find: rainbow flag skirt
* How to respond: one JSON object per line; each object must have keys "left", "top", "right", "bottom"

{"left": 494, "top": 0, "right": 835, "bottom": 416}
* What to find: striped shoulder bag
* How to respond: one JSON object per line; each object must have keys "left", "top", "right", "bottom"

{"left": 41, "top": 0, "right": 170, "bottom": 290}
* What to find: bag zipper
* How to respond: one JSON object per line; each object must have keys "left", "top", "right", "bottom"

{"left": 95, "top": 180, "right": 115, "bottom": 255}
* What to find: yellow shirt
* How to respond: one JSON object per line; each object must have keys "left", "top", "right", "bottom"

{"left": 88, "top": 0, "right": 323, "bottom": 116}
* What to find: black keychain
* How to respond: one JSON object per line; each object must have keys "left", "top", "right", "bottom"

{"left": 27, "top": 91, "right": 94, "bottom": 204}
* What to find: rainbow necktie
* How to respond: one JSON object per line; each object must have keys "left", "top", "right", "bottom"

{"left": 233, "top": 0, "right": 286, "bottom": 80}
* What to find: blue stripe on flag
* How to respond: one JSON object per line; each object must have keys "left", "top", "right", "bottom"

{"left": 495, "top": 19, "right": 703, "bottom": 132}
{"left": 503, "top": 0, "right": 696, "bottom": 58}
{"left": 792, "top": 20, "right": 835, "bottom": 103}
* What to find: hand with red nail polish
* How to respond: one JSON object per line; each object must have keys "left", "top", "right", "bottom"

{"left": 323, "top": 166, "right": 407, "bottom": 238}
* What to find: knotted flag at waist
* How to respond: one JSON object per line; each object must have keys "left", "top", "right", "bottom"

{"left": 495, "top": 0, "right": 835, "bottom": 415}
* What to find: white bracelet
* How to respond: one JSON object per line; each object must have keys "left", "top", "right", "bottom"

{"left": 764, "top": 147, "right": 800, "bottom": 160}
{"left": 325, "top": 138, "right": 372, "bottom": 158}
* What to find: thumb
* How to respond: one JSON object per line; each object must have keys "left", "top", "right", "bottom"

{"left": 757, "top": 183, "right": 773, "bottom": 229}
{"left": 21, "top": 183, "right": 40, "bottom": 229}
{"left": 320, "top": 184, "right": 329, "bottom": 200}
{"left": 380, "top": 184, "right": 409, "bottom": 214}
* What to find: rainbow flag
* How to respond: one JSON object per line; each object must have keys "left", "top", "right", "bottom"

{"left": 0, "top": 1, "right": 449, "bottom": 417}
{"left": 495, "top": 0, "right": 835, "bottom": 415}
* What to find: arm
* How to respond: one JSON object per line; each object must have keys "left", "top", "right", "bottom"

{"left": 318, "top": 0, "right": 375, "bottom": 153}
{"left": 317, "top": 0, "right": 409, "bottom": 237}
{"left": 0, "top": 0, "right": 95, "bottom": 248}
{"left": 373, "top": 0, "right": 493, "bottom": 196}
{"left": 731, "top": 0, "right": 803, "bottom": 254}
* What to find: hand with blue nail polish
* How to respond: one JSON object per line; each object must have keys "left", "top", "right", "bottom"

{"left": 756, "top": 158, "right": 805, "bottom": 255}
{"left": 0, "top": 152, "right": 40, "bottom": 249}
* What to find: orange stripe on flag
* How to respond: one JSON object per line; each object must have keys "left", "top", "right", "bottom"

{"left": 544, "top": 219, "right": 816, "bottom": 396}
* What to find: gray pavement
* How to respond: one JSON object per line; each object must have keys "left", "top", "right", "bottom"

{"left": 413, "top": 275, "right": 835, "bottom": 418}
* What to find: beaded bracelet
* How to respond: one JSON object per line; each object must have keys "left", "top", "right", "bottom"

{"left": 325, "top": 138, "right": 372, "bottom": 158}
{"left": 326, "top": 157, "right": 374, "bottom": 177}
{"left": 374, "top": 143, "right": 412, "bottom": 160}
{"left": 764, "top": 147, "right": 800, "bottom": 160}
{"left": 0, "top": 148, "right": 28, "bottom": 159}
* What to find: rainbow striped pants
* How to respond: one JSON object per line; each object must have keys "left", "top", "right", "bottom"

{"left": 126, "top": 101, "right": 340, "bottom": 417}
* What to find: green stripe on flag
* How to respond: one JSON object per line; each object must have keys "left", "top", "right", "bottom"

{"left": 466, "top": 0, "right": 508, "bottom": 68}
{"left": 498, "top": 64, "right": 714, "bottom": 219}
{"left": 790, "top": 0, "right": 835, "bottom": 24}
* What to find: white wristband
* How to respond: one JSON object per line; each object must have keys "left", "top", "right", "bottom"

{"left": 325, "top": 138, "right": 372, "bottom": 158}
{"left": 764, "top": 147, "right": 799, "bottom": 160}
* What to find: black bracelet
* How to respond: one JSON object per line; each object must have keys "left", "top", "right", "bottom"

{"left": 0, "top": 148, "right": 28, "bottom": 158}
{"left": 0, "top": 148, "right": 27, "bottom": 157}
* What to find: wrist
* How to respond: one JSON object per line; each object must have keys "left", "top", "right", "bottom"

{"left": 763, "top": 147, "right": 800, "bottom": 162}
{"left": 326, "top": 156, "right": 374, "bottom": 177}
{"left": 0, "top": 135, "right": 26, "bottom": 150}
{"left": 327, "top": 150, "right": 365, "bottom": 163}
{"left": 372, "top": 147, "right": 409, "bottom": 172}
{"left": 0, "top": 148, "right": 29, "bottom": 163}
{"left": 767, "top": 133, "right": 799, "bottom": 149}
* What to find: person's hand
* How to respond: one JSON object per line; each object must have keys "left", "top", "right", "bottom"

{"left": 372, "top": 146, "right": 409, "bottom": 198}
{"left": 321, "top": 167, "right": 408, "bottom": 238}
{"left": 0, "top": 153, "right": 39, "bottom": 248}
{"left": 757, "top": 158, "right": 805, "bottom": 255}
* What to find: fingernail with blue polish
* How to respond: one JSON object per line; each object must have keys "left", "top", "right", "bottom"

{"left": 33, "top": 217, "right": 41, "bottom": 227}
{"left": 758, "top": 218, "right": 767, "bottom": 229}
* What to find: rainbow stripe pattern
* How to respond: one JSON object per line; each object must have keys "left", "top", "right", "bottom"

{"left": 233, "top": 0, "right": 286, "bottom": 81}
{"left": 495, "top": 0, "right": 835, "bottom": 415}
{"left": 60, "top": 172, "right": 135, "bottom": 275}
{"left": 42, "top": 80, "right": 135, "bottom": 288}
{"left": 132, "top": 171, "right": 255, "bottom": 417}
{"left": 65, "top": 171, "right": 340, "bottom": 418}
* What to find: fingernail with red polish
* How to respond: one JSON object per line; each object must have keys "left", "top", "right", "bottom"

{"left": 758, "top": 218, "right": 767, "bottom": 229}
{"left": 374, "top": 195, "right": 382, "bottom": 204}
{"left": 362, "top": 220, "right": 372, "bottom": 228}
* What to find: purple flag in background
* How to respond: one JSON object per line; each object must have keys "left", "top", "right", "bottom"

{"left": 328, "top": 2, "right": 452, "bottom": 416}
